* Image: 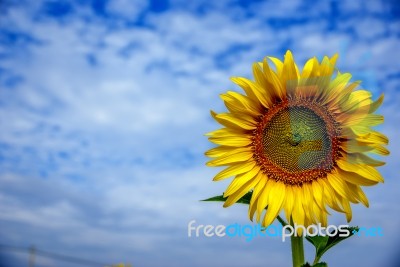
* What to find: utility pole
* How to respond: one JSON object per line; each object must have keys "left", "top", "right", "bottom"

{"left": 29, "top": 245, "right": 35, "bottom": 267}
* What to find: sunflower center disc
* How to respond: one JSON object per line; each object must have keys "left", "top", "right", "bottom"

{"left": 286, "top": 132, "right": 302, "bottom": 146}
{"left": 262, "top": 106, "right": 332, "bottom": 172}
{"left": 252, "top": 100, "right": 341, "bottom": 185}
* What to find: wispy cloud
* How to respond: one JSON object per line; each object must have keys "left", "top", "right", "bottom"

{"left": 0, "top": 0, "right": 399, "bottom": 266}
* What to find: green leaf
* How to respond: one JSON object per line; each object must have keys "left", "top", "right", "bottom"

{"left": 202, "top": 191, "right": 289, "bottom": 227}
{"left": 203, "top": 193, "right": 357, "bottom": 267}
{"left": 201, "top": 191, "right": 253, "bottom": 204}
{"left": 306, "top": 226, "right": 359, "bottom": 264}
{"left": 313, "top": 263, "right": 328, "bottom": 267}
{"left": 306, "top": 235, "right": 329, "bottom": 256}
{"left": 301, "top": 262, "right": 327, "bottom": 267}
{"left": 320, "top": 226, "right": 359, "bottom": 254}
{"left": 201, "top": 195, "right": 226, "bottom": 202}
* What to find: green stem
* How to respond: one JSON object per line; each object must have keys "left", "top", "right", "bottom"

{"left": 276, "top": 215, "right": 289, "bottom": 227}
{"left": 290, "top": 221, "right": 305, "bottom": 267}
{"left": 313, "top": 254, "right": 322, "bottom": 266}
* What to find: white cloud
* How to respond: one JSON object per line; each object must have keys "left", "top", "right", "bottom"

{"left": 0, "top": 1, "right": 399, "bottom": 266}
{"left": 106, "top": 0, "right": 148, "bottom": 19}
{"left": 353, "top": 18, "right": 388, "bottom": 40}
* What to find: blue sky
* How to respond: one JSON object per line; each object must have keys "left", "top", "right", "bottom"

{"left": 0, "top": 0, "right": 399, "bottom": 266}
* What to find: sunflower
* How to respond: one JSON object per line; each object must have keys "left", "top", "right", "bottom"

{"left": 205, "top": 50, "right": 389, "bottom": 228}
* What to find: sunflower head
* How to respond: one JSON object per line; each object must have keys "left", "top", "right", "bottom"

{"left": 206, "top": 50, "right": 389, "bottom": 228}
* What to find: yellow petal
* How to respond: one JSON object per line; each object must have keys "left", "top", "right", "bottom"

{"left": 222, "top": 97, "right": 256, "bottom": 116}
{"left": 206, "top": 150, "right": 253, "bottom": 166}
{"left": 326, "top": 81, "right": 359, "bottom": 113}
{"left": 327, "top": 172, "right": 357, "bottom": 203}
{"left": 263, "top": 181, "right": 286, "bottom": 226}
{"left": 345, "top": 153, "right": 385, "bottom": 166}
{"left": 224, "top": 174, "right": 261, "bottom": 207}
{"left": 256, "top": 179, "right": 274, "bottom": 221}
{"left": 341, "top": 139, "right": 375, "bottom": 154}
{"left": 357, "top": 131, "right": 389, "bottom": 145}
{"left": 342, "top": 93, "right": 383, "bottom": 115}
{"left": 339, "top": 196, "right": 352, "bottom": 222}
{"left": 208, "top": 136, "right": 252, "bottom": 147}
{"left": 319, "top": 55, "right": 337, "bottom": 78}
{"left": 320, "top": 209, "right": 328, "bottom": 227}
{"left": 216, "top": 113, "right": 257, "bottom": 130}
{"left": 210, "top": 110, "right": 250, "bottom": 131}
{"left": 291, "top": 186, "right": 305, "bottom": 227}
{"left": 329, "top": 54, "right": 339, "bottom": 69}
{"left": 343, "top": 125, "right": 371, "bottom": 136}
{"left": 205, "top": 146, "right": 232, "bottom": 158}
{"left": 206, "top": 127, "right": 246, "bottom": 138}
{"left": 230, "top": 77, "right": 272, "bottom": 108}
{"left": 319, "top": 179, "right": 344, "bottom": 213}
{"left": 368, "top": 93, "right": 384, "bottom": 113}
{"left": 249, "top": 173, "right": 268, "bottom": 220}
{"left": 223, "top": 165, "right": 260, "bottom": 197}
{"left": 324, "top": 73, "right": 353, "bottom": 106}
{"left": 262, "top": 58, "right": 285, "bottom": 99}
{"left": 301, "top": 183, "right": 312, "bottom": 210}
{"left": 281, "top": 50, "right": 299, "bottom": 88}
{"left": 222, "top": 91, "right": 262, "bottom": 115}
{"left": 348, "top": 89, "right": 372, "bottom": 101}
{"left": 369, "top": 145, "right": 390, "bottom": 156}
{"left": 301, "top": 184, "right": 315, "bottom": 223}
{"left": 230, "top": 77, "right": 261, "bottom": 106}
{"left": 268, "top": 56, "right": 283, "bottom": 75}
{"left": 283, "top": 186, "right": 294, "bottom": 223}
{"left": 301, "top": 57, "right": 319, "bottom": 78}
{"left": 346, "top": 183, "right": 369, "bottom": 207}
{"left": 213, "top": 161, "right": 256, "bottom": 181}
{"left": 311, "top": 180, "right": 328, "bottom": 213}
{"left": 340, "top": 113, "right": 383, "bottom": 128}
{"left": 336, "top": 167, "right": 379, "bottom": 186}
{"left": 337, "top": 159, "right": 384, "bottom": 183}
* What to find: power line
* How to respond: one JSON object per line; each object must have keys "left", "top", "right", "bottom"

{"left": 28, "top": 246, "right": 35, "bottom": 267}
{"left": 0, "top": 244, "right": 117, "bottom": 267}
